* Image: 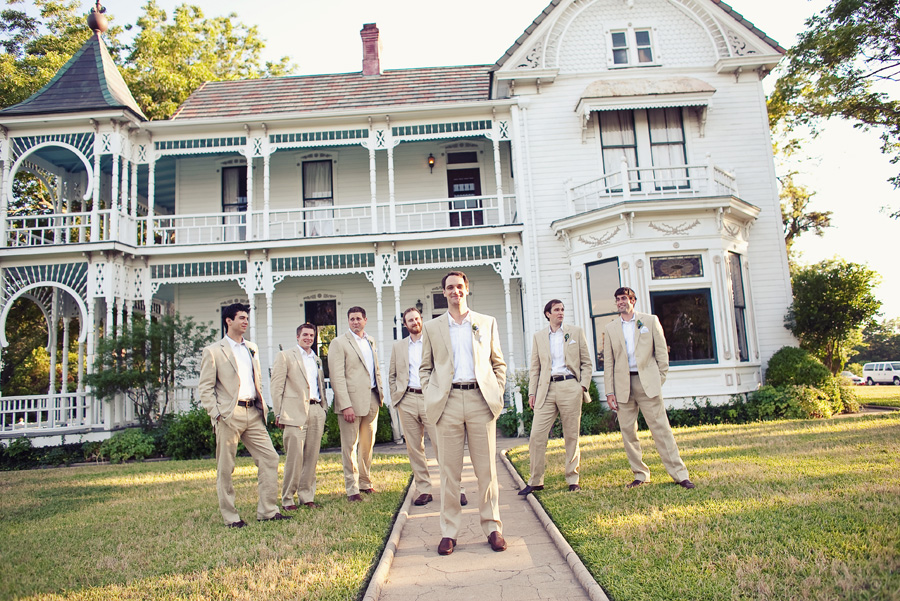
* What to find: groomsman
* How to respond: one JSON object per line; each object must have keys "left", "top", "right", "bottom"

{"left": 328, "top": 307, "right": 385, "bottom": 501}
{"left": 519, "top": 299, "right": 593, "bottom": 496}
{"left": 389, "top": 307, "right": 467, "bottom": 507}
{"left": 271, "top": 323, "right": 327, "bottom": 510}
{"left": 603, "top": 287, "right": 695, "bottom": 489}
{"left": 198, "top": 302, "right": 290, "bottom": 527}
{"left": 420, "top": 271, "right": 508, "bottom": 556}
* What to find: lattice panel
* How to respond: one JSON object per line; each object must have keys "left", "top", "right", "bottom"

{"left": 2, "top": 263, "right": 88, "bottom": 304}
{"left": 151, "top": 260, "right": 247, "bottom": 281}
{"left": 11, "top": 133, "right": 94, "bottom": 161}
{"left": 396, "top": 245, "right": 503, "bottom": 266}
{"left": 272, "top": 253, "right": 376, "bottom": 274}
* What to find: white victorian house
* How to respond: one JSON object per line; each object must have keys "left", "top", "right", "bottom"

{"left": 0, "top": 0, "right": 794, "bottom": 445}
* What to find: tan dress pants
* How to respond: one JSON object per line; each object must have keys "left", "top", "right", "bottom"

{"left": 281, "top": 401, "right": 327, "bottom": 506}
{"left": 528, "top": 377, "right": 583, "bottom": 486}
{"left": 338, "top": 390, "right": 380, "bottom": 496}
{"left": 617, "top": 374, "right": 689, "bottom": 483}
{"left": 214, "top": 404, "right": 279, "bottom": 524}
{"left": 434, "top": 387, "right": 501, "bottom": 540}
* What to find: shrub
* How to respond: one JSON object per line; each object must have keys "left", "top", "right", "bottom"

{"left": 376, "top": 405, "right": 394, "bottom": 443}
{"left": 0, "top": 437, "right": 34, "bottom": 469}
{"left": 765, "top": 346, "right": 831, "bottom": 388}
{"left": 164, "top": 405, "right": 214, "bottom": 460}
{"left": 322, "top": 408, "right": 341, "bottom": 449}
{"left": 786, "top": 385, "right": 833, "bottom": 419}
{"left": 838, "top": 382, "right": 860, "bottom": 413}
{"left": 99, "top": 428, "right": 156, "bottom": 463}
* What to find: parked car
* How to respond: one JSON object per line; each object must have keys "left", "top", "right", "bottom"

{"left": 840, "top": 371, "right": 864, "bottom": 385}
{"left": 861, "top": 362, "right": 900, "bottom": 385}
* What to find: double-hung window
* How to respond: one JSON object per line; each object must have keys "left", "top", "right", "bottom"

{"left": 608, "top": 27, "right": 656, "bottom": 67}
{"left": 597, "top": 108, "right": 688, "bottom": 192}
{"left": 302, "top": 159, "right": 334, "bottom": 237}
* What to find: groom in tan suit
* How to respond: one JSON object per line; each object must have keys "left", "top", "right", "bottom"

{"left": 199, "top": 303, "right": 291, "bottom": 527}
{"left": 603, "top": 287, "right": 694, "bottom": 489}
{"left": 420, "top": 271, "right": 507, "bottom": 556}
{"left": 271, "top": 322, "right": 327, "bottom": 510}
{"left": 328, "top": 306, "right": 385, "bottom": 501}
{"left": 519, "top": 299, "right": 593, "bottom": 496}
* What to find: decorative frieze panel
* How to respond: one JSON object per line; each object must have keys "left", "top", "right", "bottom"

{"left": 515, "top": 41, "right": 544, "bottom": 69}
{"left": 272, "top": 253, "right": 376, "bottom": 275}
{"left": 725, "top": 29, "right": 760, "bottom": 56}
{"left": 392, "top": 120, "right": 493, "bottom": 141}
{"left": 648, "top": 219, "right": 701, "bottom": 236}
{"left": 270, "top": 129, "right": 368, "bottom": 148}
{"left": 9, "top": 133, "right": 94, "bottom": 163}
{"left": 396, "top": 245, "right": 503, "bottom": 266}
{"left": 154, "top": 136, "right": 247, "bottom": 156}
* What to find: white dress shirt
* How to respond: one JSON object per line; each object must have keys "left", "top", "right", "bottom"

{"left": 448, "top": 312, "right": 476, "bottom": 382}
{"left": 407, "top": 337, "right": 423, "bottom": 388}
{"left": 352, "top": 331, "right": 377, "bottom": 388}
{"left": 299, "top": 346, "right": 321, "bottom": 401}
{"left": 549, "top": 327, "right": 574, "bottom": 376}
{"left": 620, "top": 315, "right": 638, "bottom": 371}
{"left": 226, "top": 336, "right": 257, "bottom": 400}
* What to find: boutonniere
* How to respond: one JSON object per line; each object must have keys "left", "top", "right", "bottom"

{"left": 472, "top": 324, "right": 479, "bottom": 334}
{"left": 564, "top": 333, "right": 570, "bottom": 342}
{"left": 636, "top": 320, "right": 644, "bottom": 331}
{"left": 249, "top": 347, "right": 256, "bottom": 357}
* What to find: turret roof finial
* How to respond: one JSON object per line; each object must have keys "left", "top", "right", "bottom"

{"left": 87, "top": 1, "right": 108, "bottom": 34}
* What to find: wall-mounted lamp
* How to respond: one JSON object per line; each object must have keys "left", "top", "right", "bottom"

{"left": 427, "top": 153, "right": 435, "bottom": 173}
{"left": 415, "top": 299, "right": 424, "bottom": 313}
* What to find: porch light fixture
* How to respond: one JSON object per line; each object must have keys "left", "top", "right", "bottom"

{"left": 416, "top": 299, "right": 424, "bottom": 313}
{"left": 427, "top": 153, "right": 435, "bottom": 173}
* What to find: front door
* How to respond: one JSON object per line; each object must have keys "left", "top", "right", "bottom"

{"left": 447, "top": 167, "right": 483, "bottom": 227}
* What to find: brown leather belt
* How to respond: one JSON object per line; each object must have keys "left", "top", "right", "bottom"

{"left": 550, "top": 374, "right": 576, "bottom": 382}
{"left": 237, "top": 399, "right": 257, "bottom": 407}
{"left": 451, "top": 382, "right": 479, "bottom": 390}
{"left": 407, "top": 387, "right": 423, "bottom": 394}
{"left": 309, "top": 398, "right": 320, "bottom": 404}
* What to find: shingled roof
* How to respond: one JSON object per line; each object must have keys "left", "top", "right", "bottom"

{"left": 171, "top": 65, "right": 494, "bottom": 120}
{"left": 0, "top": 32, "right": 146, "bottom": 120}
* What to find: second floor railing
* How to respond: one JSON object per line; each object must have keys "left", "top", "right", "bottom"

{"left": 569, "top": 159, "right": 738, "bottom": 214}
{"left": 5, "top": 210, "right": 110, "bottom": 247}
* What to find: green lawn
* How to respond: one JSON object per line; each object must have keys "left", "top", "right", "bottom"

{"left": 0, "top": 453, "right": 410, "bottom": 601}
{"left": 854, "top": 385, "right": 900, "bottom": 408}
{"left": 507, "top": 413, "right": 900, "bottom": 601}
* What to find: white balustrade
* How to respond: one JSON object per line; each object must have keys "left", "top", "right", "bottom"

{"left": 569, "top": 163, "right": 738, "bottom": 213}
{"left": 5, "top": 210, "right": 109, "bottom": 247}
{"left": 0, "top": 392, "right": 93, "bottom": 433}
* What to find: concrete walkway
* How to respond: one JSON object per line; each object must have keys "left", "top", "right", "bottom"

{"left": 366, "top": 436, "right": 608, "bottom": 601}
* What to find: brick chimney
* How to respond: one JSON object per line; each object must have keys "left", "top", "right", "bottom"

{"left": 361, "top": 23, "right": 381, "bottom": 76}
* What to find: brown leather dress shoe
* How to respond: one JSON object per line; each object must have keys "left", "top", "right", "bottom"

{"left": 283, "top": 505, "right": 298, "bottom": 511}
{"left": 438, "top": 537, "right": 456, "bottom": 555}
{"left": 361, "top": 487, "right": 376, "bottom": 494}
{"left": 626, "top": 479, "right": 645, "bottom": 489}
{"left": 488, "top": 531, "right": 507, "bottom": 552}
{"left": 227, "top": 520, "right": 246, "bottom": 528}
{"left": 568, "top": 484, "right": 582, "bottom": 492}
{"left": 518, "top": 485, "right": 544, "bottom": 496}
{"left": 304, "top": 502, "right": 321, "bottom": 508}
{"left": 348, "top": 494, "right": 363, "bottom": 502}
{"left": 677, "top": 479, "right": 696, "bottom": 489}
{"left": 460, "top": 493, "right": 468, "bottom": 506}
{"left": 258, "top": 512, "right": 292, "bottom": 522}
{"left": 414, "top": 493, "right": 433, "bottom": 506}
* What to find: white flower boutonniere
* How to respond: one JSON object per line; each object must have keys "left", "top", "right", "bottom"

{"left": 472, "top": 323, "right": 481, "bottom": 341}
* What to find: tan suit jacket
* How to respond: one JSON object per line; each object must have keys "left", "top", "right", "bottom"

{"left": 603, "top": 312, "right": 669, "bottom": 401}
{"left": 419, "top": 311, "right": 507, "bottom": 423}
{"left": 198, "top": 337, "right": 267, "bottom": 425}
{"left": 529, "top": 324, "right": 593, "bottom": 408}
{"left": 328, "top": 330, "right": 385, "bottom": 415}
{"left": 388, "top": 337, "right": 414, "bottom": 406}
{"left": 270, "top": 346, "right": 326, "bottom": 427}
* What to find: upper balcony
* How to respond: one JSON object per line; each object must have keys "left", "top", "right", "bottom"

{"left": 567, "top": 156, "right": 739, "bottom": 215}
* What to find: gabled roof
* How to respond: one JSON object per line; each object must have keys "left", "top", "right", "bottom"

{"left": 492, "top": 0, "right": 784, "bottom": 70}
{"left": 172, "top": 65, "right": 494, "bottom": 120}
{"left": 0, "top": 32, "right": 147, "bottom": 120}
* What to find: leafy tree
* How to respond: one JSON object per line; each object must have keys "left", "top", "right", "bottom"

{"left": 121, "top": 1, "right": 294, "bottom": 120}
{"left": 852, "top": 317, "right": 900, "bottom": 363}
{"left": 785, "top": 258, "right": 881, "bottom": 373}
{"left": 0, "top": 0, "right": 294, "bottom": 119}
{"left": 779, "top": 171, "right": 832, "bottom": 258}
{"left": 86, "top": 313, "right": 216, "bottom": 427}
{"left": 768, "top": 0, "right": 900, "bottom": 205}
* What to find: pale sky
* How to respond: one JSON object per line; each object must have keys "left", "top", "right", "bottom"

{"left": 80, "top": 0, "right": 898, "bottom": 318}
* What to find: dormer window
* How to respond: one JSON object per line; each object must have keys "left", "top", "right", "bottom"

{"left": 607, "top": 27, "right": 658, "bottom": 68}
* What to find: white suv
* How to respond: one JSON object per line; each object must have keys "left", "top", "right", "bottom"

{"left": 861, "top": 362, "right": 900, "bottom": 386}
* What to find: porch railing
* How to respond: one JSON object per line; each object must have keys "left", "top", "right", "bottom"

{"left": 0, "top": 392, "right": 95, "bottom": 433}
{"left": 5, "top": 210, "right": 109, "bottom": 247}
{"left": 569, "top": 160, "right": 738, "bottom": 214}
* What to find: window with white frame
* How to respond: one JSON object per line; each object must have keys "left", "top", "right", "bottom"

{"left": 607, "top": 27, "right": 657, "bottom": 67}
{"left": 302, "top": 158, "right": 334, "bottom": 237}
{"left": 597, "top": 108, "right": 689, "bottom": 192}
